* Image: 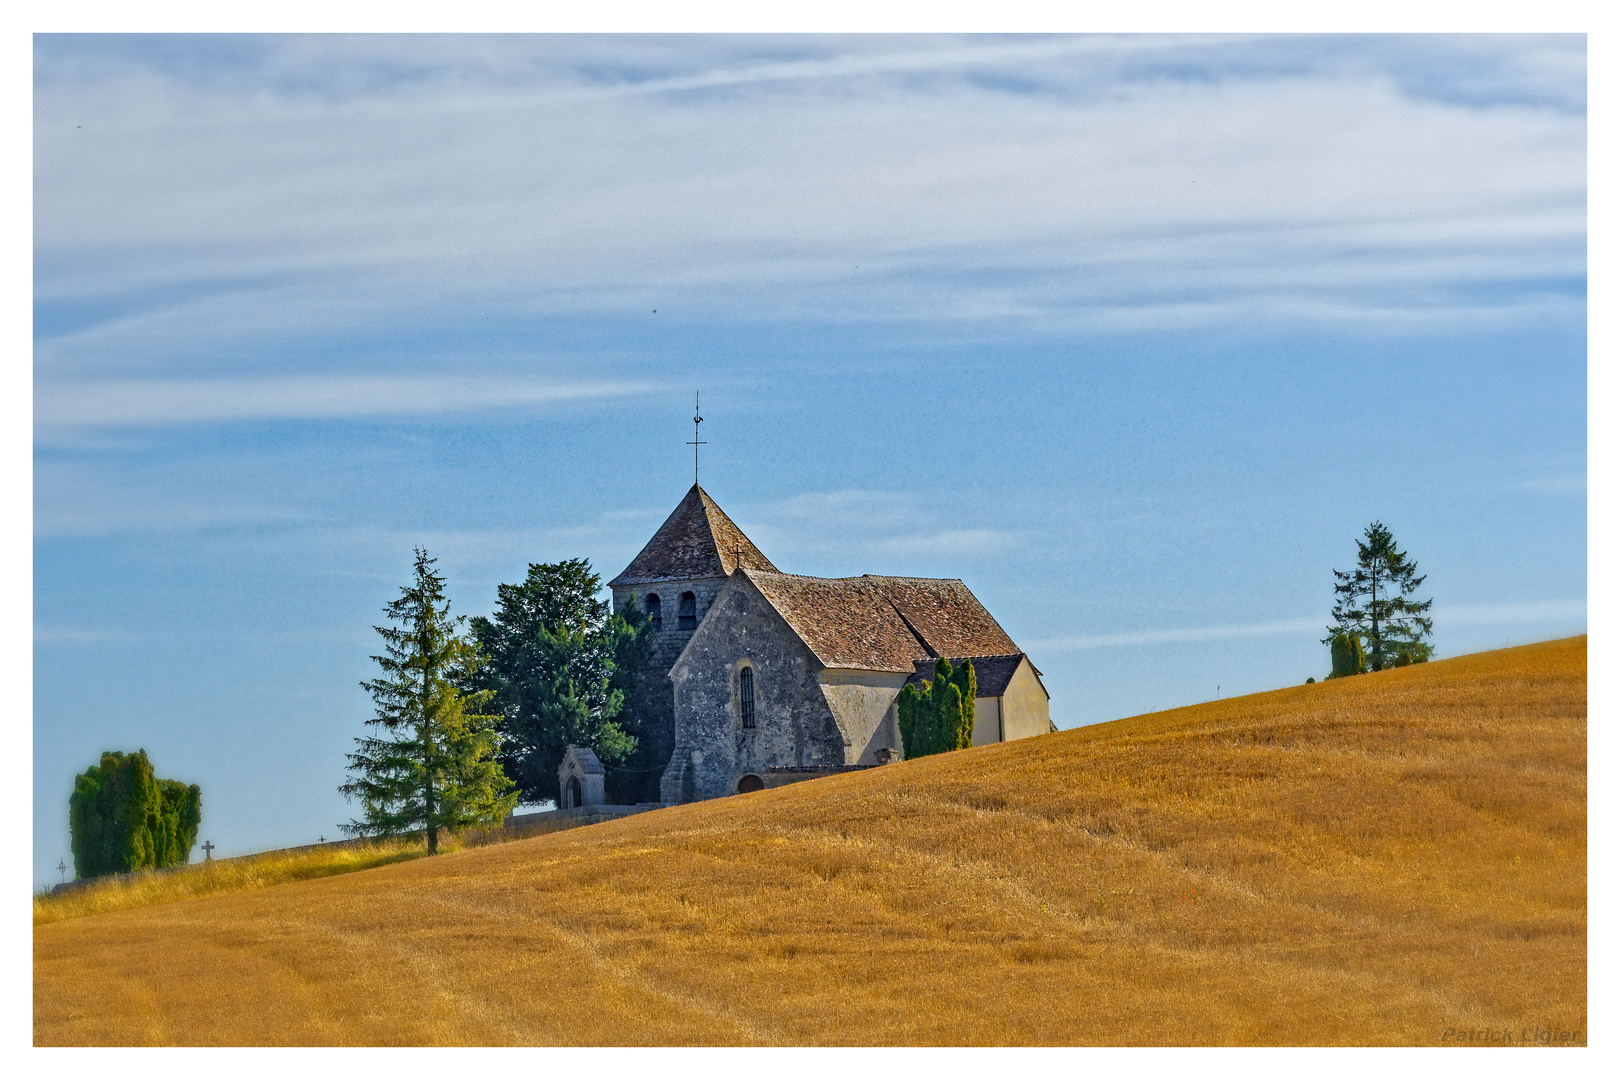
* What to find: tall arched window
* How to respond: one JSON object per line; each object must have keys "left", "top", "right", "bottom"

{"left": 739, "top": 665, "right": 756, "bottom": 729}
{"left": 645, "top": 593, "right": 661, "bottom": 631}
{"left": 678, "top": 591, "right": 698, "bottom": 631}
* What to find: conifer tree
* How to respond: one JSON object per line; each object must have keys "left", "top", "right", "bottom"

{"left": 341, "top": 548, "right": 516, "bottom": 853}
{"left": 1328, "top": 631, "right": 1368, "bottom": 679}
{"left": 1324, "top": 521, "right": 1434, "bottom": 672}
{"left": 897, "top": 683, "right": 923, "bottom": 758}
{"left": 466, "top": 559, "right": 648, "bottom": 806}
{"left": 69, "top": 750, "right": 201, "bottom": 879}
{"left": 896, "top": 657, "right": 978, "bottom": 758}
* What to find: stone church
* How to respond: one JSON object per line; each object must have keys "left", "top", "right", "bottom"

{"left": 607, "top": 485, "right": 1052, "bottom": 804}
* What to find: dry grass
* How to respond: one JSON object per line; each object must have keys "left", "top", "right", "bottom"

{"left": 34, "top": 839, "right": 432, "bottom": 926}
{"left": 34, "top": 637, "right": 1586, "bottom": 1046}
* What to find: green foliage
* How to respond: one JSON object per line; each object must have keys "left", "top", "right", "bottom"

{"left": 897, "top": 683, "right": 924, "bottom": 758}
{"left": 154, "top": 779, "right": 203, "bottom": 868}
{"left": 1325, "top": 521, "right": 1435, "bottom": 672}
{"left": 341, "top": 548, "right": 518, "bottom": 854}
{"left": 467, "top": 558, "right": 651, "bottom": 806}
{"left": 898, "top": 658, "right": 978, "bottom": 759}
{"left": 600, "top": 593, "right": 664, "bottom": 804}
{"left": 68, "top": 750, "right": 201, "bottom": 880}
{"left": 1328, "top": 631, "right": 1368, "bottom": 679}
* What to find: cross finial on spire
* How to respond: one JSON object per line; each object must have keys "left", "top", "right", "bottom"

{"left": 686, "top": 391, "right": 706, "bottom": 484}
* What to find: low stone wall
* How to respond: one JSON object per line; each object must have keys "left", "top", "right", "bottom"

{"left": 491, "top": 803, "right": 665, "bottom": 839}
{"left": 761, "top": 765, "right": 875, "bottom": 790}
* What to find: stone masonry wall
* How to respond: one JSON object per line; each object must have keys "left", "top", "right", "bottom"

{"left": 611, "top": 576, "right": 728, "bottom": 802}
{"left": 664, "top": 575, "right": 848, "bottom": 801}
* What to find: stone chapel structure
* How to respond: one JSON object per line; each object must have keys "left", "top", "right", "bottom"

{"left": 608, "top": 485, "right": 1052, "bottom": 804}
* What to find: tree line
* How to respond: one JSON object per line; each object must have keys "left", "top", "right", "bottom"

{"left": 336, "top": 549, "right": 661, "bottom": 850}
{"left": 338, "top": 547, "right": 986, "bottom": 852}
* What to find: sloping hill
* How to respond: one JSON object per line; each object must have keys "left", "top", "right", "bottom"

{"left": 34, "top": 637, "right": 1586, "bottom": 1046}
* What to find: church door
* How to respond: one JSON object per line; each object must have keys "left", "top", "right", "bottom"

{"left": 565, "top": 775, "right": 582, "bottom": 809}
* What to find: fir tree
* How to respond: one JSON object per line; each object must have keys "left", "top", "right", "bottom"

{"left": 341, "top": 548, "right": 516, "bottom": 853}
{"left": 1324, "top": 521, "right": 1434, "bottom": 672}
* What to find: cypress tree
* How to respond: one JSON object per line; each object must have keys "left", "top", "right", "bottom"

{"left": 951, "top": 660, "right": 977, "bottom": 749}
{"left": 930, "top": 658, "right": 955, "bottom": 756}
{"left": 1328, "top": 631, "right": 1367, "bottom": 679}
{"left": 936, "top": 682, "right": 963, "bottom": 755}
{"left": 69, "top": 750, "right": 202, "bottom": 879}
{"left": 897, "top": 657, "right": 979, "bottom": 759}
{"left": 897, "top": 683, "right": 923, "bottom": 759}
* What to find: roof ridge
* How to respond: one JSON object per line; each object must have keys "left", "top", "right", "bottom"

{"left": 884, "top": 593, "right": 938, "bottom": 659}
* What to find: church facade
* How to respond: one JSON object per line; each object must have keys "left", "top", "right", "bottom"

{"left": 608, "top": 485, "right": 1051, "bottom": 804}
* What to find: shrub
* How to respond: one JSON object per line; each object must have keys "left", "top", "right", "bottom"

{"left": 69, "top": 750, "right": 202, "bottom": 880}
{"left": 898, "top": 658, "right": 977, "bottom": 758}
{"left": 1329, "top": 632, "right": 1368, "bottom": 679}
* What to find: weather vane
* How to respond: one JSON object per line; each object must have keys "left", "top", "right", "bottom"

{"left": 687, "top": 391, "right": 706, "bottom": 484}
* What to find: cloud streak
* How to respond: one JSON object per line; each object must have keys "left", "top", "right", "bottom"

{"left": 34, "top": 375, "right": 658, "bottom": 430}
{"left": 1030, "top": 599, "right": 1586, "bottom": 652}
{"left": 33, "top": 34, "right": 1585, "bottom": 379}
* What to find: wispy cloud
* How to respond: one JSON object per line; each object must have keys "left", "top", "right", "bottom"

{"left": 33, "top": 626, "right": 133, "bottom": 645}
{"left": 35, "top": 375, "right": 657, "bottom": 430}
{"left": 33, "top": 34, "right": 1585, "bottom": 379}
{"left": 739, "top": 489, "right": 1019, "bottom": 570}
{"left": 1031, "top": 617, "right": 1325, "bottom": 653}
{"left": 1431, "top": 599, "right": 1586, "bottom": 626}
{"left": 1510, "top": 475, "right": 1586, "bottom": 493}
{"left": 1030, "top": 599, "right": 1586, "bottom": 653}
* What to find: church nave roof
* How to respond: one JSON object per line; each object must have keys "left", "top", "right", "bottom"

{"left": 739, "top": 569, "right": 1021, "bottom": 673}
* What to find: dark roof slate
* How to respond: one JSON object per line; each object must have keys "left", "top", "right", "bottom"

{"left": 563, "top": 746, "right": 606, "bottom": 775}
{"left": 740, "top": 570, "right": 1020, "bottom": 672}
{"left": 609, "top": 485, "right": 778, "bottom": 586}
{"left": 907, "top": 654, "right": 1026, "bottom": 698}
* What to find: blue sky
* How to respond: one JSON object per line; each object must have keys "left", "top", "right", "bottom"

{"left": 32, "top": 33, "right": 1586, "bottom": 888}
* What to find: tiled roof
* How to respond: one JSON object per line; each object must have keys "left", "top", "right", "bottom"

{"left": 907, "top": 654, "right": 1026, "bottom": 698}
{"left": 741, "top": 570, "right": 1021, "bottom": 672}
{"left": 564, "top": 746, "right": 606, "bottom": 775}
{"left": 609, "top": 485, "right": 778, "bottom": 586}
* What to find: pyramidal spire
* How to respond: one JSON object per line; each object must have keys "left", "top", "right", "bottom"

{"left": 609, "top": 485, "right": 778, "bottom": 586}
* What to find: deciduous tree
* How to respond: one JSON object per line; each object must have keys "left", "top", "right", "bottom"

{"left": 340, "top": 548, "right": 516, "bottom": 853}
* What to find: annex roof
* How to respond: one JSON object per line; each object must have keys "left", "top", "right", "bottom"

{"left": 609, "top": 484, "right": 778, "bottom": 587}
{"left": 908, "top": 653, "right": 1027, "bottom": 698}
{"left": 739, "top": 570, "right": 1021, "bottom": 673}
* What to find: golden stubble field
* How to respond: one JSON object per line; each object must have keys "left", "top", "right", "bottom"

{"left": 34, "top": 637, "right": 1586, "bottom": 1046}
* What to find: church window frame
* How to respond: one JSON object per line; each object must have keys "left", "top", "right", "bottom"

{"left": 645, "top": 593, "right": 661, "bottom": 631}
{"left": 677, "top": 590, "right": 698, "bottom": 631}
{"left": 739, "top": 665, "right": 756, "bottom": 729}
